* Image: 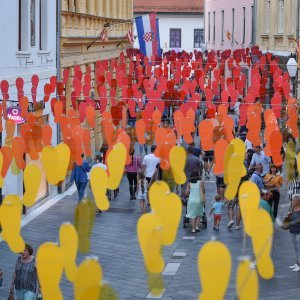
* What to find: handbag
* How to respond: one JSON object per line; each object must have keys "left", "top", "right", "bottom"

{"left": 8, "top": 290, "right": 14, "bottom": 300}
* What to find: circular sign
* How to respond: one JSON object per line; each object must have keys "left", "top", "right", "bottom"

{"left": 6, "top": 106, "right": 26, "bottom": 124}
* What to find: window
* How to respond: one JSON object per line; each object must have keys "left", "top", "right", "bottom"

{"left": 278, "top": 0, "right": 284, "bottom": 33}
{"left": 30, "top": 0, "right": 36, "bottom": 47}
{"left": 208, "top": 12, "right": 211, "bottom": 41}
{"left": 265, "top": 0, "right": 271, "bottom": 33}
{"left": 194, "top": 29, "right": 204, "bottom": 48}
{"left": 170, "top": 29, "right": 181, "bottom": 48}
{"left": 39, "top": 0, "right": 47, "bottom": 50}
{"left": 242, "top": 7, "right": 246, "bottom": 44}
{"left": 221, "top": 10, "right": 224, "bottom": 42}
{"left": 232, "top": 8, "right": 235, "bottom": 43}
{"left": 213, "top": 12, "right": 216, "bottom": 43}
{"left": 251, "top": 5, "right": 255, "bottom": 44}
{"left": 18, "top": 0, "right": 29, "bottom": 51}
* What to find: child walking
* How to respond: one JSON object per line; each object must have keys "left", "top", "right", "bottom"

{"left": 137, "top": 172, "right": 148, "bottom": 214}
{"left": 210, "top": 194, "right": 226, "bottom": 231}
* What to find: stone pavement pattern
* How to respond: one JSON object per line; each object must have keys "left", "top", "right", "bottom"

{"left": 0, "top": 176, "right": 300, "bottom": 299}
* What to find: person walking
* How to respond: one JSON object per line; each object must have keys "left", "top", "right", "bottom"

{"left": 10, "top": 244, "right": 39, "bottom": 300}
{"left": 125, "top": 149, "right": 142, "bottom": 200}
{"left": 286, "top": 194, "right": 300, "bottom": 272}
{"left": 249, "top": 145, "right": 271, "bottom": 177}
{"left": 250, "top": 164, "right": 264, "bottom": 191}
{"left": 70, "top": 153, "right": 91, "bottom": 202}
{"left": 259, "top": 189, "right": 275, "bottom": 222}
{"left": 142, "top": 145, "right": 160, "bottom": 184}
{"left": 185, "top": 171, "right": 205, "bottom": 233}
{"left": 137, "top": 172, "right": 148, "bottom": 214}
{"left": 210, "top": 194, "right": 226, "bottom": 231}
{"left": 264, "top": 165, "right": 283, "bottom": 219}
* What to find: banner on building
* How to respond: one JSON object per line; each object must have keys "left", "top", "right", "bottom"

{"left": 135, "top": 13, "right": 162, "bottom": 57}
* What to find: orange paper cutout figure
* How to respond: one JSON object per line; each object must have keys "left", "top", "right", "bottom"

{"left": 287, "top": 106, "right": 299, "bottom": 139}
{"left": 264, "top": 110, "right": 278, "bottom": 157}
{"left": 136, "top": 119, "right": 146, "bottom": 145}
{"left": 199, "top": 120, "right": 214, "bottom": 151}
{"left": 42, "top": 125, "right": 53, "bottom": 146}
{"left": 218, "top": 104, "right": 228, "bottom": 122}
{"left": 269, "top": 130, "right": 283, "bottom": 167}
{"left": 59, "top": 116, "right": 69, "bottom": 131}
{"left": 82, "top": 129, "right": 92, "bottom": 158}
{"left": 222, "top": 116, "right": 234, "bottom": 142}
{"left": 173, "top": 110, "right": 184, "bottom": 143}
{"left": 154, "top": 127, "right": 176, "bottom": 170}
{"left": 67, "top": 109, "right": 80, "bottom": 128}
{"left": 12, "top": 137, "right": 26, "bottom": 170}
{"left": 54, "top": 101, "right": 63, "bottom": 124}
{"left": 85, "top": 106, "right": 95, "bottom": 128}
{"left": 152, "top": 110, "right": 162, "bottom": 134}
{"left": 5, "top": 121, "right": 15, "bottom": 146}
{"left": 182, "top": 109, "right": 195, "bottom": 144}
{"left": 1, "top": 146, "right": 13, "bottom": 178}
{"left": 213, "top": 138, "right": 228, "bottom": 175}
{"left": 102, "top": 112, "right": 115, "bottom": 146}
{"left": 246, "top": 112, "right": 261, "bottom": 147}
{"left": 19, "top": 96, "right": 29, "bottom": 119}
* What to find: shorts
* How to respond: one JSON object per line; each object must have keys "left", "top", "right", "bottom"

{"left": 228, "top": 198, "right": 240, "bottom": 209}
{"left": 214, "top": 214, "right": 222, "bottom": 221}
{"left": 216, "top": 176, "right": 225, "bottom": 188}
{"left": 204, "top": 150, "right": 214, "bottom": 162}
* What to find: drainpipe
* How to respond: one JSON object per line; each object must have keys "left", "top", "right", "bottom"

{"left": 253, "top": 0, "right": 257, "bottom": 45}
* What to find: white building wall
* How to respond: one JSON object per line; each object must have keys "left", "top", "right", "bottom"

{"left": 134, "top": 13, "right": 204, "bottom": 54}
{"left": 0, "top": 0, "right": 57, "bottom": 199}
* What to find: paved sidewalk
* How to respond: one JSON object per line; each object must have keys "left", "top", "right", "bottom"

{"left": 0, "top": 176, "right": 300, "bottom": 299}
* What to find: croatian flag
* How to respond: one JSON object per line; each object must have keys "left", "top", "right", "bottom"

{"left": 135, "top": 13, "right": 162, "bottom": 58}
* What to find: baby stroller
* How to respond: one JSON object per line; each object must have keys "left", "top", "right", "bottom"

{"left": 183, "top": 203, "right": 207, "bottom": 229}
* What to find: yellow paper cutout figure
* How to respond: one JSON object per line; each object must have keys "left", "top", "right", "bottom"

{"left": 198, "top": 241, "right": 231, "bottom": 300}
{"left": 0, "top": 152, "right": 3, "bottom": 187}
{"left": 0, "top": 195, "right": 24, "bottom": 253}
{"left": 90, "top": 167, "right": 109, "bottom": 211}
{"left": 286, "top": 140, "right": 296, "bottom": 181}
{"left": 297, "top": 152, "right": 300, "bottom": 175}
{"left": 36, "top": 242, "right": 64, "bottom": 300}
{"left": 74, "top": 258, "right": 102, "bottom": 300}
{"left": 74, "top": 198, "right": 96, "bottom": 254}
{"left": 100, "top": 283, "right": 119, "bottom": 300}
{"left": 238, "top": 181, "right": 260, "bottom": 236}
{"left": 107, "top": 143, "right": 127, "bottom": 190}
{"left": 230, "top": 138, "right": 246, "bottom": 161}
{"left": 148, "top": 181, "right": 182, "bottom": 245}
{"left": 169, "top": 146, "right": 187, "bottom": 184}
{"left": 137, "top": 213, "right": 164, "bottom": 274}
{"left": 147, "top": 272, "right": 165, "bottom": 297}
{"left": 236, "top": 260, "right": 259, "bottom": 300}
{"left": 224, "top": 154, "right": 246, "bottom": 200}
{"left": 59, "top": 223, "right": 78, "bottom": 282}
{"left": 249, "top": 209, "right": 274, "bottom": 280}
{"left": 41, "top": 143, "right": 70, "bottom": 185}
{"left": 224, "top": 143, "right": 234, "bottom": 185}
{"left": 23, "top": 164, "right": 42, "bottom": 207}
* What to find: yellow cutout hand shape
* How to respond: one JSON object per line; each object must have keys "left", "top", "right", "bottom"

{"left": 23, "top": 164, "right": 42, "bottom": 207}
{"left": 0, "top": 195, "right": 24, "bottom": 253}
{"left": 90, "top": 167, "right": 109, "bottom": 211}
{"left": 198, "top": 241, "right": 231, "bottom": 300}
{"left": 238, "top": 181, "right": 260, "bottom": 236}
{"left": 36, "top": 242, "right": 64, "bottom": 300}
{"left": 107, "top": 143, "right": 127, "bottom": 190}
{"left": 100, "top": 283, "right": 119, "bottom": 300}
{"left": 236, "top": 260, "right": 259, "bottom": 300}
{"left": 224, "top": 154, "right": 246, "bottom": 200}
{"left": 249, "top": 209, "right": 274, "bottom": 279}
{"left": 148, "top": 181, "right": 182, "bottom": 245}
{"left": 41, "top": 144, "right": 70, "bottom": 185}
{"left": 74, "top": 199, "right": 96, "bottom": 254}
{"left": 59, "top": 223, "right": 78, "bottom": 282}
{"left": 74, "top": 258, "right": 102, "bottom": 300}
{"left": 137, "top": 213, "right": 164, "bottom": 274}
{"left": 169, "top": 146, "right": 187, "bottom": 184}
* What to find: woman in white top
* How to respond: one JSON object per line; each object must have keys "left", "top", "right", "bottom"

{"left": 137, "top": 172, "right": 148, "bottom": 214}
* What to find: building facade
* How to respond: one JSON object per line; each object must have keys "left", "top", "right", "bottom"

{"left": 60, "top": 0, "right": 133, "bottom": 154}
{"left": 205, "top": 0, "right": 255, "bottom": 51}
{"left": 256, "top": 0, "right": 298, "bottom": 56}
{"left": 134, "top": 0, "right": 204, "bottom": 54}
{"left": 0, "top": 0, "right": 57, "bottom": 200}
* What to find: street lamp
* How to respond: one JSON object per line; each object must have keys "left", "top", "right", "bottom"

{"left": 287, "top": 56, "right": 298, "bottom": 97}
